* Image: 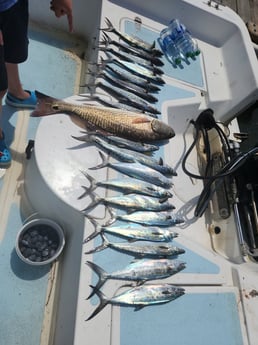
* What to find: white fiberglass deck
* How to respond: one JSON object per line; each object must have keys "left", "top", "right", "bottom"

{"left": 30, "top": 1, "right": 258, "bottom": 345}
{"left": 2, "top": 0, "right": 258, "bottom": 344}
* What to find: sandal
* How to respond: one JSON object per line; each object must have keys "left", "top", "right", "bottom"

{"left": 0, "top": 132, "right": 12, "bottom": 168}
{"left": 5, "top": 90, "right": 37, "bottom": 109}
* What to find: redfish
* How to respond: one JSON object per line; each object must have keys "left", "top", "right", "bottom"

{"left": 31, "top": 91, "right": 175, "bottom": 142}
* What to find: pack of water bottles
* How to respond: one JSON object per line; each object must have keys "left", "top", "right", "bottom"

{"left": 158, "top": 19, "right": 200, "bottom": 66}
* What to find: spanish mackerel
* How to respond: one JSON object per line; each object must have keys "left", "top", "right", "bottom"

{"left": 82, "top": 192, "right": 175, "bottom": 212}
{"left": 92, "top": 133, "right": 159, "bottom": 153}
{"left": 102, "top": 57, "right": 165, "bottom": 85}
{"left": 80, "top": 172, "right": 172, "bottom": 199}
{"left": 86, "top": 283, "right": 185, "bottom": 321}
{"left": 77, "top": 130, "right": 159, "bottom": 152}
{"left": 90, "top": 152, "right": 173, "bottom": 188}
{"left": 101, "top": 17, "right": 162, "bottom": 57}
{"left": 101, "top": 63, "right": 161, "bottom": 93}
{"left": 92, "top": 69, "right": 158, "bottom": 103}
{"left": 92, "top": 81, "right": 161, "bottom": 115}
{"left": 86, "top": 259, "right": 186, "bottom": 298}
{"left": 31, "top": 92, "right": 175, "bottom": 142}
{"left": 100, "top": 32, "right": 164, "bottom": 66}
{"left": 109, "top": 210, "right": 184, "bottom": 227}
{"left": 83, "top": 217, "right": 178, "bottom": 243}
{"left": 74, "top": 134, "right": 176, "bottom": 176}
{"left": 84, "top": 234, "right": 185, "bottom": 257}
{"left": 99, "top": 46, "right": 164, "bottom": 75}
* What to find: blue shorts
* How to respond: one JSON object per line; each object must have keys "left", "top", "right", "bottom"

{"left": 0, "top": 0, "right": 29, "bottom": 91}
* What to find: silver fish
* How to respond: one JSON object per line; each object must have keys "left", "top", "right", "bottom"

{"left": 101, "top": 17, "right": 162, "bottom": 57}
{"left": 86, "top": 283, "right": 185, "bottom": 320}
{"left": 100, "top": 31, "right": 164, "bottom": 66}
{"left": 86, "top": 259, "right": 186, "bottom": 297}
{"left": 102, "top": 63, "right": 161, "bottom": 93}
{"left": 80, "top": 172, "right": 172, "bottom": 199}
{"left": 82, "top": 192, "right": 175, "bottom": 213}
{"left": 102, "top": 56, "right": 165, "bottom": 85}
{"left": 93, "top": 80, "right": 161, "bottom": 115}
{"left": 85, "top": 233, "right": 185, "bottom": 257}
{"left": 79, "top": 93, "right": 157, "bottom": 118}
{"left": 93, "top": 69, "right": 158, "bottom": 103}
{"left": 90, "top": 151, "right": 174, "bottom": 188}
{"left": 31, "top": 92, "right": 175, "bottom": 142}
{"left": 112, "top": 210, "right": 184, "bottom": 227}
{"left": 93, "top": 133, "right": 159, "bottom": 153}
{"left": 99, "top": 46, "right": 164, "bottom": 75}
{"left": 75, "top": 134, "right": 176, "bottom": 176}
{"left": 83, "top": 217, "right": 178, "bottom": 243}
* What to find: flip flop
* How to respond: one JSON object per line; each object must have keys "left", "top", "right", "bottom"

{"left": 5, "top": 90, "right": 37, "bottom": 109}
{"left": 0, "top": 132, "right": 11, "bottom": 168}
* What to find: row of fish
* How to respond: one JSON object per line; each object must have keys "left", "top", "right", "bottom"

{"left": 82, "top": 17, "right": 167, "bottom": 118}
{"left": 77, "top": 20, "right": 186, "bottom": 321}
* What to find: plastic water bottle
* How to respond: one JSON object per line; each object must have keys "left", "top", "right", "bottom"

{"left": 158, "top": 27, "right": 183, "bottom": 65}
{"left": 168, "top": 19, "right": 200, "bottom": 59}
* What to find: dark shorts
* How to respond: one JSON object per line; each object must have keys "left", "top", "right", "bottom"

{"left": 0, "top": 0, "right": 29, "bottom": 91}
{"left": 0, "top": 45, "right": 7, "bottom": 91}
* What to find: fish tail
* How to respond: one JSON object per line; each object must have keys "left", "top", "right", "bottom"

{"left": 89, "top": 151, "right": 109, "bottom": 170}
{"left": 99, "top": 31, "right": 112, "bottom": 47}
{"left": 86, "top": 261, "right": 108, "bottom": 299}
{"left": 31, "top": 91, "right": 61, "bottom": 117}
{"left": 82, "top": 192, "right": 101, "bottom": 212}
{"left": 100, "top": 17, "right": 115, "bottom": 33}
{"left": 83, "top": 216, "right": 102, "bottom": 243}
{"left": 79, "top": 171, "right": 97, "bottom": 198}
{"left": 105, "top": 207, "right": 117, "bottom": 225}
{"left": 84, "top": 233, "right": 108, "bottom": 254}
{"left": 72, "top": 133, "right": 93, "bottom": 144}
{"left": 86, "top": 285, "right": 109, "bottom": 321}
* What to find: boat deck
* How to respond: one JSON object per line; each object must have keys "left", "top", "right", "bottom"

{"left": 0, "top": 24, "right": 86, "bottom": 345}
{"left": 1, "top": 1, "right": 258, "bottom": 344}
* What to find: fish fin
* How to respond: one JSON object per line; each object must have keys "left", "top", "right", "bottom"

{"left": 83, "top": 216, "right": 102, "bottom": 243}
{"left": 70, "top": 116, "right": 89, "bottom": 130}
{"left": 158, "top": 157, "right": 164, "bottom": 166}
{"left": 132, "top": 117, "right": 151, "bottom": 124}
{"left": 78, "top": 185, "right": 91, "bottom": 200}
{"left": 159, "top": 196, "right": 169, "bottom": 203}
{"left": 127, "top": 238, "right": 137, "bottom": 243}
{"left": 71, "top": 134, "right": 93, "bottom": 144}
{"left": 86, "top": 261, "right": 108, "bottom": 298}
{"left": 134, "top": 305, "right": 145, "bottom": 311}
{"left": 100, "top": 17, "right": 115, "bottom": 33}
{"left": 89, "top": 151, "right": 109, "bottom": 170}
{"left": 31, "top": 91, "right": 61, "bottom": 117}
{"left": 99, "top": 31, "right": 112, "bottom": 47}
{"left": 84, "top": 232, "right": 109, "bottom": 254}
{"left": 86, "top": 285, "right": 109, "bottom": 321}
{"left": 104, "top": 207, "right": 117, "bottom": 225}
{"left": 81, "top": 192, "right": 101, "bottom": 212}
{"left": 79, "top": 171, "right": 97, "bottom": 198}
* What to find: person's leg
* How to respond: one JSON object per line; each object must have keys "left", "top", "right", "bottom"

{"left": 5, "top": 62, "right": 30, "bottom": 100}
{"left": 0, "top": 32, "right": 7, "bottom": 139}
{"left": 2, "top": 0, "right": 36, "bottom": 106}
{"left": 0, "top": 39, "right": 11, "bottom": 167}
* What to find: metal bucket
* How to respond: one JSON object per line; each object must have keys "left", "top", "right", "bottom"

{"left": 15, "top": 218, "right": 65, "bottom": 266}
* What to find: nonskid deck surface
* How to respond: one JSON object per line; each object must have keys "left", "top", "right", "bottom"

{"left": 0, "top": 25, "right": 84, "bottom": 344}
